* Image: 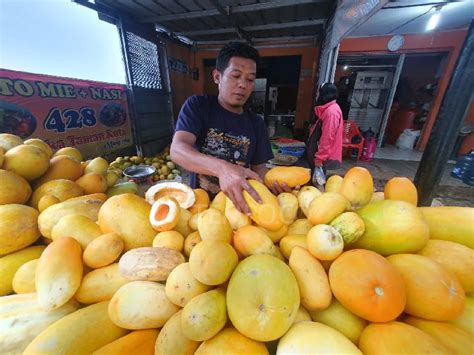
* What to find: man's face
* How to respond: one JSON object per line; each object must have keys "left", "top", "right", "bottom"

{"left": 213, "top": 56, "right": 256, "bottom": 111}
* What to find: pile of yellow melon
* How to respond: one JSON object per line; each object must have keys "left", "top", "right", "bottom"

{"left": 1, "top": 132, "right": 473, "bottom": 354}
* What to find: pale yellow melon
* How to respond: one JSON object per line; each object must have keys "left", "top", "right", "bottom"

{"left": 98, "top": 193, "right": 155, "bottom": 250}
{"left": 277, "top": 192, "right": 299, "bottom": 225}
{"left": 181, "top": 288, "right": 227, "bottom": 341}
{"left": 23, "top": 301, "right": 127, "bottom": 355}
{"left": 24, "top": 138, "right": 53, "bottom": 158}
{"left": 75, "top": 172, "right": 108, "bottom": 194}
{"left": 154, "top": 310, "right": 200, "bottom": 355}
{"left": 195, "top": 328, "right": 268, "bottom": 355}
{"left": 53, "top": 147, "right": 83, "bottom": 162}
{"left": 3, "top": 144, "right": 49, "bottom": 181}
{"left": 51, "top": 214, "right": 102, "bottom": 249}
{"left": 0, "top": 245, "right": 45, "bottom": 296}
{"left": 30, "top": 179, "right": 84, "bottom": 209}
{"left": 0, "top": 204, "right": 40, "bottom": 254}
{"left": 83, "top": 233, "right": 124, "bottom": 269}
{"left": 226, "top": 254, "right": 300, "bottom": 341}
{"left": 189, "top": 240, "right": 238, "bottom": 286}
{"left": 34, "top": 155, "right": 83, "bottom": 187}
{"left": 184, "top": 231, "right": 202, "bottom": 258}
{"left": 38, "top": 195, "right": 60, "bottom": 212}
{"left": 152, "top": 230, "right": 184, "bottom": 252}
{"left": 165, "top": 262, "right": 210, "bottom": 307}
{"left": 198, "top": 208, "right": 232, "bottom": 243}
{"left": 12, "top": 259, "right": 38, "bottom": 294}
{"left": 309, "top": 298, "right": 368, "bottom": 345}
{"left": 289, "top": 246, "right": 332, "bottom": 311}
{"left": 287, "top": 218, "right": 313, "bottom": 235}
{"left": 108, "top": 281, "right": 179, "bottom": 329}
{"left": 0, "top": 169, "right": 32, "bottom": 205}
{"left": 84, "top": 157, "right": 108, "bottom": 176}
{"left": 277, "top": 321, "right": 362, "bottom": 354}
{"left": 0, "top": 133, "right": 22, "bottom": 152}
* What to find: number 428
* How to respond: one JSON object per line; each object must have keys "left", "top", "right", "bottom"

{"left": 43, "top": 107, "right": 97, "bottom": 133}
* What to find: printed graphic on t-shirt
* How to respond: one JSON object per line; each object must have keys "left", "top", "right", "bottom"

{"left": 198, "top": 128, "right": 251, "bottom": 193}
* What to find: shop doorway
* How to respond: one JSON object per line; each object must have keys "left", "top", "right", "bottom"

{"left": 386, "top": 53, "right": 447, "bottom": 147}
{"left": 336, "top": 52, "right": 447, "bottom": 161}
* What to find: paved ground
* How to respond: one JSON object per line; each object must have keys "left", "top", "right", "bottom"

{"left": 331, "top": 158, "right": 474, "bottom": 207}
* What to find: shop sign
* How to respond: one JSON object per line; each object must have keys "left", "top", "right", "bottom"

{"left": 168, "top": 57, "right": 189, "bottom": 74}
{"left": 0, "top": 69, "right": 133, "bottom": 158}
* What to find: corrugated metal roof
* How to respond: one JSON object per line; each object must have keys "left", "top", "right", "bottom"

{"left": 90, "top": 0, "right": 334, "bottom": 45}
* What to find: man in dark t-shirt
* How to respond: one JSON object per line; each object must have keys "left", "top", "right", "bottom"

{"left": 170, "top": 42, "right": 274, "bottom": 215}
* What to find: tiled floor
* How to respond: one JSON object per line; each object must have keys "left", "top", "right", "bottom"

{"left": 374, "top": 145, "right": 423, "bottom": 161}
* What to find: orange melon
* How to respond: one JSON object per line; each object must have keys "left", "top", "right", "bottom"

{"left": 387, "top": 253, "right": 465, "bottom": 321}
{"left": 359, "top": 321, "right": 449, "bottom": 354}
{"left": 384, "top": 176, "right": 418, "bottom": 205}
{"left": 264, "top": 166, "right": 310, "bottom": 188}
{"left": 329, "top": 249, "right": 406, "bottom": 322}
{"left": 404, "top": 316, "right": 474, "bottom": 355}
{"left": 340, "top": 167, "right": 373, "bottom": 209}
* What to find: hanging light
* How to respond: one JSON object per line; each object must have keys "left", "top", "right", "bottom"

{"left": 426, "top": 6, "right": 442, "bottom": 31}
{"left": 343, "top": 65, "right": 349, "bottom": 70}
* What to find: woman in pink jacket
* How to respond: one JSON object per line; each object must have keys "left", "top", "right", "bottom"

{"left": 307, "top": 83, "right": 343, "bottom": 185}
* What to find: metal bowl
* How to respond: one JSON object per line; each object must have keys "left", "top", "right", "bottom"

{"left": 269, "top": 153, "right": 298, "bottom": 166}
{"left": 123, "top": 164, "right": 156, "bottom": 183}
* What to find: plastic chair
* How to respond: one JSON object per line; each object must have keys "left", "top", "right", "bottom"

{"left": 342, "top": 120, "right": 365, "bottom": 161}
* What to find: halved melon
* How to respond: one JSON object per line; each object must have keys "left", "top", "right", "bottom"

{"left": 145, "top": 182, "right": 195, "bottom": 209}
{"left": 149, "top": 196, "right": 180, "bottom": 232}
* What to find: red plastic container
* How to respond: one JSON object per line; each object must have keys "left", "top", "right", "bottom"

{"left": 385, "top": 108, "right": 417, "bottom": 145}
{"left": 361, "top": 137, "right": 377, "bottom": 162}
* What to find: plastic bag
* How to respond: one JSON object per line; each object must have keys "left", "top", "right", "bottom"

{"left": 312, "top": 166, "right": 326, "bottom": 186}
{"left": 396, "top": 129, "right": 421, "bottom": 150}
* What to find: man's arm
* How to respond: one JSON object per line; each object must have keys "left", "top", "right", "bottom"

{"left": 170, "top": 131, "right": 261, "bottom": 214}
{"left": 251, "top": 163, "right": 268, "bottom": 180}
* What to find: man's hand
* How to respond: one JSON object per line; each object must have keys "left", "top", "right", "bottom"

{"left": 218, "top": 162, "right": 262, "bottom": 215}
{"left": 268, "top": 182, "right": 294, "bottom": 195}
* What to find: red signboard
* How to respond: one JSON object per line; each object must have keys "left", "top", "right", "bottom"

{"left": 0, "top": 69, "right": 133, "bottom": 158}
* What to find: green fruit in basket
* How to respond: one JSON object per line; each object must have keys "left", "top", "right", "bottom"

{"left": 106, "top": 170, "right": 120, "bottom": 187}
{"left": 172, "top": 169, "right": 180, "bottom": 175}
{"left": 160, "top": 166, "right": 170, "bottom": 175}
{"left": 123, "top": 162, "right": 132, "bottom": 169}
{"left": 106, "top": 181, "right": 138, "bottom": 197}
{"left": 159, "top": 174, "right": 166, "bottom": 180}
{"left": 166, "top": 155, "right": 171, "bottom": 161}
{"left": 167, "top": 173, "right": 174, "bottom": 180}
{"left": 166, "top": 162, "right": 176, "bottom": 170}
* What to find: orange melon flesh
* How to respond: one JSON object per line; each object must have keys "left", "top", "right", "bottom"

{"left": 155, "top": 204, "right": 170, "bottom": 221}
{"left": 154, "top": 189, "right": 187, "bottom": 204}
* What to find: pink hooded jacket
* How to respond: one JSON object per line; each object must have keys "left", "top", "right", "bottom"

{"left": 312, "top": 100, "right": 343, "bottom": 166}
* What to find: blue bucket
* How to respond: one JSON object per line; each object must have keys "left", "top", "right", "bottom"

{"left": 280, "top": 146, "right": 305, "bottom": 158}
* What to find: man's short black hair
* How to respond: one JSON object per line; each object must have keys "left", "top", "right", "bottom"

{"left": 216, "top": 42, "right": 260, "bottom": 73}
{"left": 317, "top": 83, "right": 339, "bottom": 105}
